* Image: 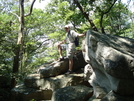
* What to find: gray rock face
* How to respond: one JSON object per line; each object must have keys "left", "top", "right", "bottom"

{"left": 24, "top": 73, "right": 86, "bottom": 91}
{"left": 101, "top": 91, "right": 134, "bottom": 101}
{"left": 51, "top": 85, "right": 93, "bottom": 101}
{"left": 11, "top": 70, "right": 90, "bottom": 101}
{"left": 11, "top": 84, "right": 52, "bottom": 101}
{"left": 38, "top": 51, "right": 87, "bottom": 78}
{"left": 82, "top": 30, "right": 134, "bottom": 98}
{"left": 11, "top": 51, "right": 88, "bottom": 101}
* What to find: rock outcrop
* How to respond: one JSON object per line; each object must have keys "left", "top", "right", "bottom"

{"left": 11, "top": 52, "right": 88, "bottom": 101}
{"left": 11, "top": 30, "right": 134, "bottom": 101}
{"left": 11, "top": 71, "right": 90, "bottom": 101}
{"left": 83, "top": 30, "right": 134, "bottom": 100}
{"left": 38, "top": 51, "right": 87, "bottom": 78}
{"left": 52, "top": 85, "right": 93, "bottom": 101}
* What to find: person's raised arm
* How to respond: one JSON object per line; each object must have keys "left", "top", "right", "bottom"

{"left": 77, "top": 32, "right": 86, "bottom": 37}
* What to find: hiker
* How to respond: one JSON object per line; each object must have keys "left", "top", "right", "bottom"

{"left": 57, "top": 25, "right": 85, "bottom": 74}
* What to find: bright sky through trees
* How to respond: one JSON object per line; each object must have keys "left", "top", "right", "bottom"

{"left": 122, "top": 0, "right": 134, "bottom": 12}
{"left": 32, "top": 0, "right": 133, "bottom": 12}
{"left": 32, "top": 0, "right": 50, "bottom": 9}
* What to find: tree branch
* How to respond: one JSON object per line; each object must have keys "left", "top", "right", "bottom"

{"left": 100, "top": 0, "right": 117, "bottom": 33}
{"left": 29, "top": 39, "right": 50, "bottom": 54}
{"left": 73, "top": 0, "right": 98, "bottom": 32}
{"left": 9, "top": 11, "right": 20, "bottom": 21}
{"left": 24, "top": 0, "right": 36, "bottom": 17}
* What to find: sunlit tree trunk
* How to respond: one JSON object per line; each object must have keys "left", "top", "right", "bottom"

{"left": 11, "top": 0, "right": 24, "bottom": 89}
{"left": 11, "top": 0, "right": 36, "bottom": 89}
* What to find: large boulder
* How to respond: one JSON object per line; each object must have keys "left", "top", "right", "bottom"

{"left": 11, "top": 84, "right": 52, "bottom": 101}
{"left": 24, "top": 72, "right": 87, "bottom": 90}
{"left": 38, "top": 51, "right": 87, "bottom": 78}
{"left": 51, "top": 85, "right": 93, "bottom": 101}
{"left": 11, "top": 70, "right": 91, "bottom": 101}
{"left": 82, "top": 30, "right": 134, "bottom": 100}
{"left": 11, "top": 50, "right": 88, "bottom": 101}
{"left": 101, "top": 91, "right": 134, "bottom": 101}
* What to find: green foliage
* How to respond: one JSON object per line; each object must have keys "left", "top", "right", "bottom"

{"left": 29, "top": 99, "right": 36, "bottom": 101}
{"left": 49, "top": 32, "right": 65, "bottom": 42}
{"left": 103, "top": 2, "right": 131, "bottom": 35}
{"left": 0, "top": 13, "right": 15, "bottom": 78}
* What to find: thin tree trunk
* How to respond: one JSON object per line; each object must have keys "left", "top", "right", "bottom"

{"left": 73, "top": 0, "right": 98, "bottom": 32}
{"left": 100, "top": 0, "right": 117, "bottom": 34}
{"left": 10, "top": 45, "right": 20, "bottom": 89}
{"left": 10, "top": 0, "right": 36, "bottom": 89}
{"left": 10, "top": 0, "right": 25, "bottom": 89}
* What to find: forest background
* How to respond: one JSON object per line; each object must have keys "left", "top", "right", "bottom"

{"left": 0, "top": 0, "right": 134, "bottom": 99}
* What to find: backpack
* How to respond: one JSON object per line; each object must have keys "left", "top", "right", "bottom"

{"left": 68, "top": 30, "right": 79, "bottom": 47}
{"left": 74, "top": 37, "right": 79, "bottom": 47}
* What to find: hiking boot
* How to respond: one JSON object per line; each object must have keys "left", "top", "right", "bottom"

{"left": 58, "top": 57, "right": 64, "bottom": 61}
{"left": 65, "top": 70, "right": 73, "bottom": 74}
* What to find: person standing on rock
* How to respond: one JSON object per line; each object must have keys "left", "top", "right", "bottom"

{"left": 57, "top": 25, "right": 85, "bottom": 74}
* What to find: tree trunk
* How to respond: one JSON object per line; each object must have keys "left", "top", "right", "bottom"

{"left": 10, "top": 0, "right": 36, "bottom": 89}
{"left": 10, "top": 45, "right": 20, "bottom": 89}
{"left": 10, "top": 0, "right": 25, "bottom": 89}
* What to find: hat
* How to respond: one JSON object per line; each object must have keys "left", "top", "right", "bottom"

{"left": 64, "top": 25, "right": 70, "bottom": 28}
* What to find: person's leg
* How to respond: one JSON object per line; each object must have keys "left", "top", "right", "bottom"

{"left": 65, "top": 59, "right": 73, "bottom": 74}
{"left": 69, "top": 59, "right": 73, "bottom": 71}
{"left": 57, "top": 44, "right": 63, "bottom": 58}
{"left": 65, "top": 43, "right": 75, "bottom": 74}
